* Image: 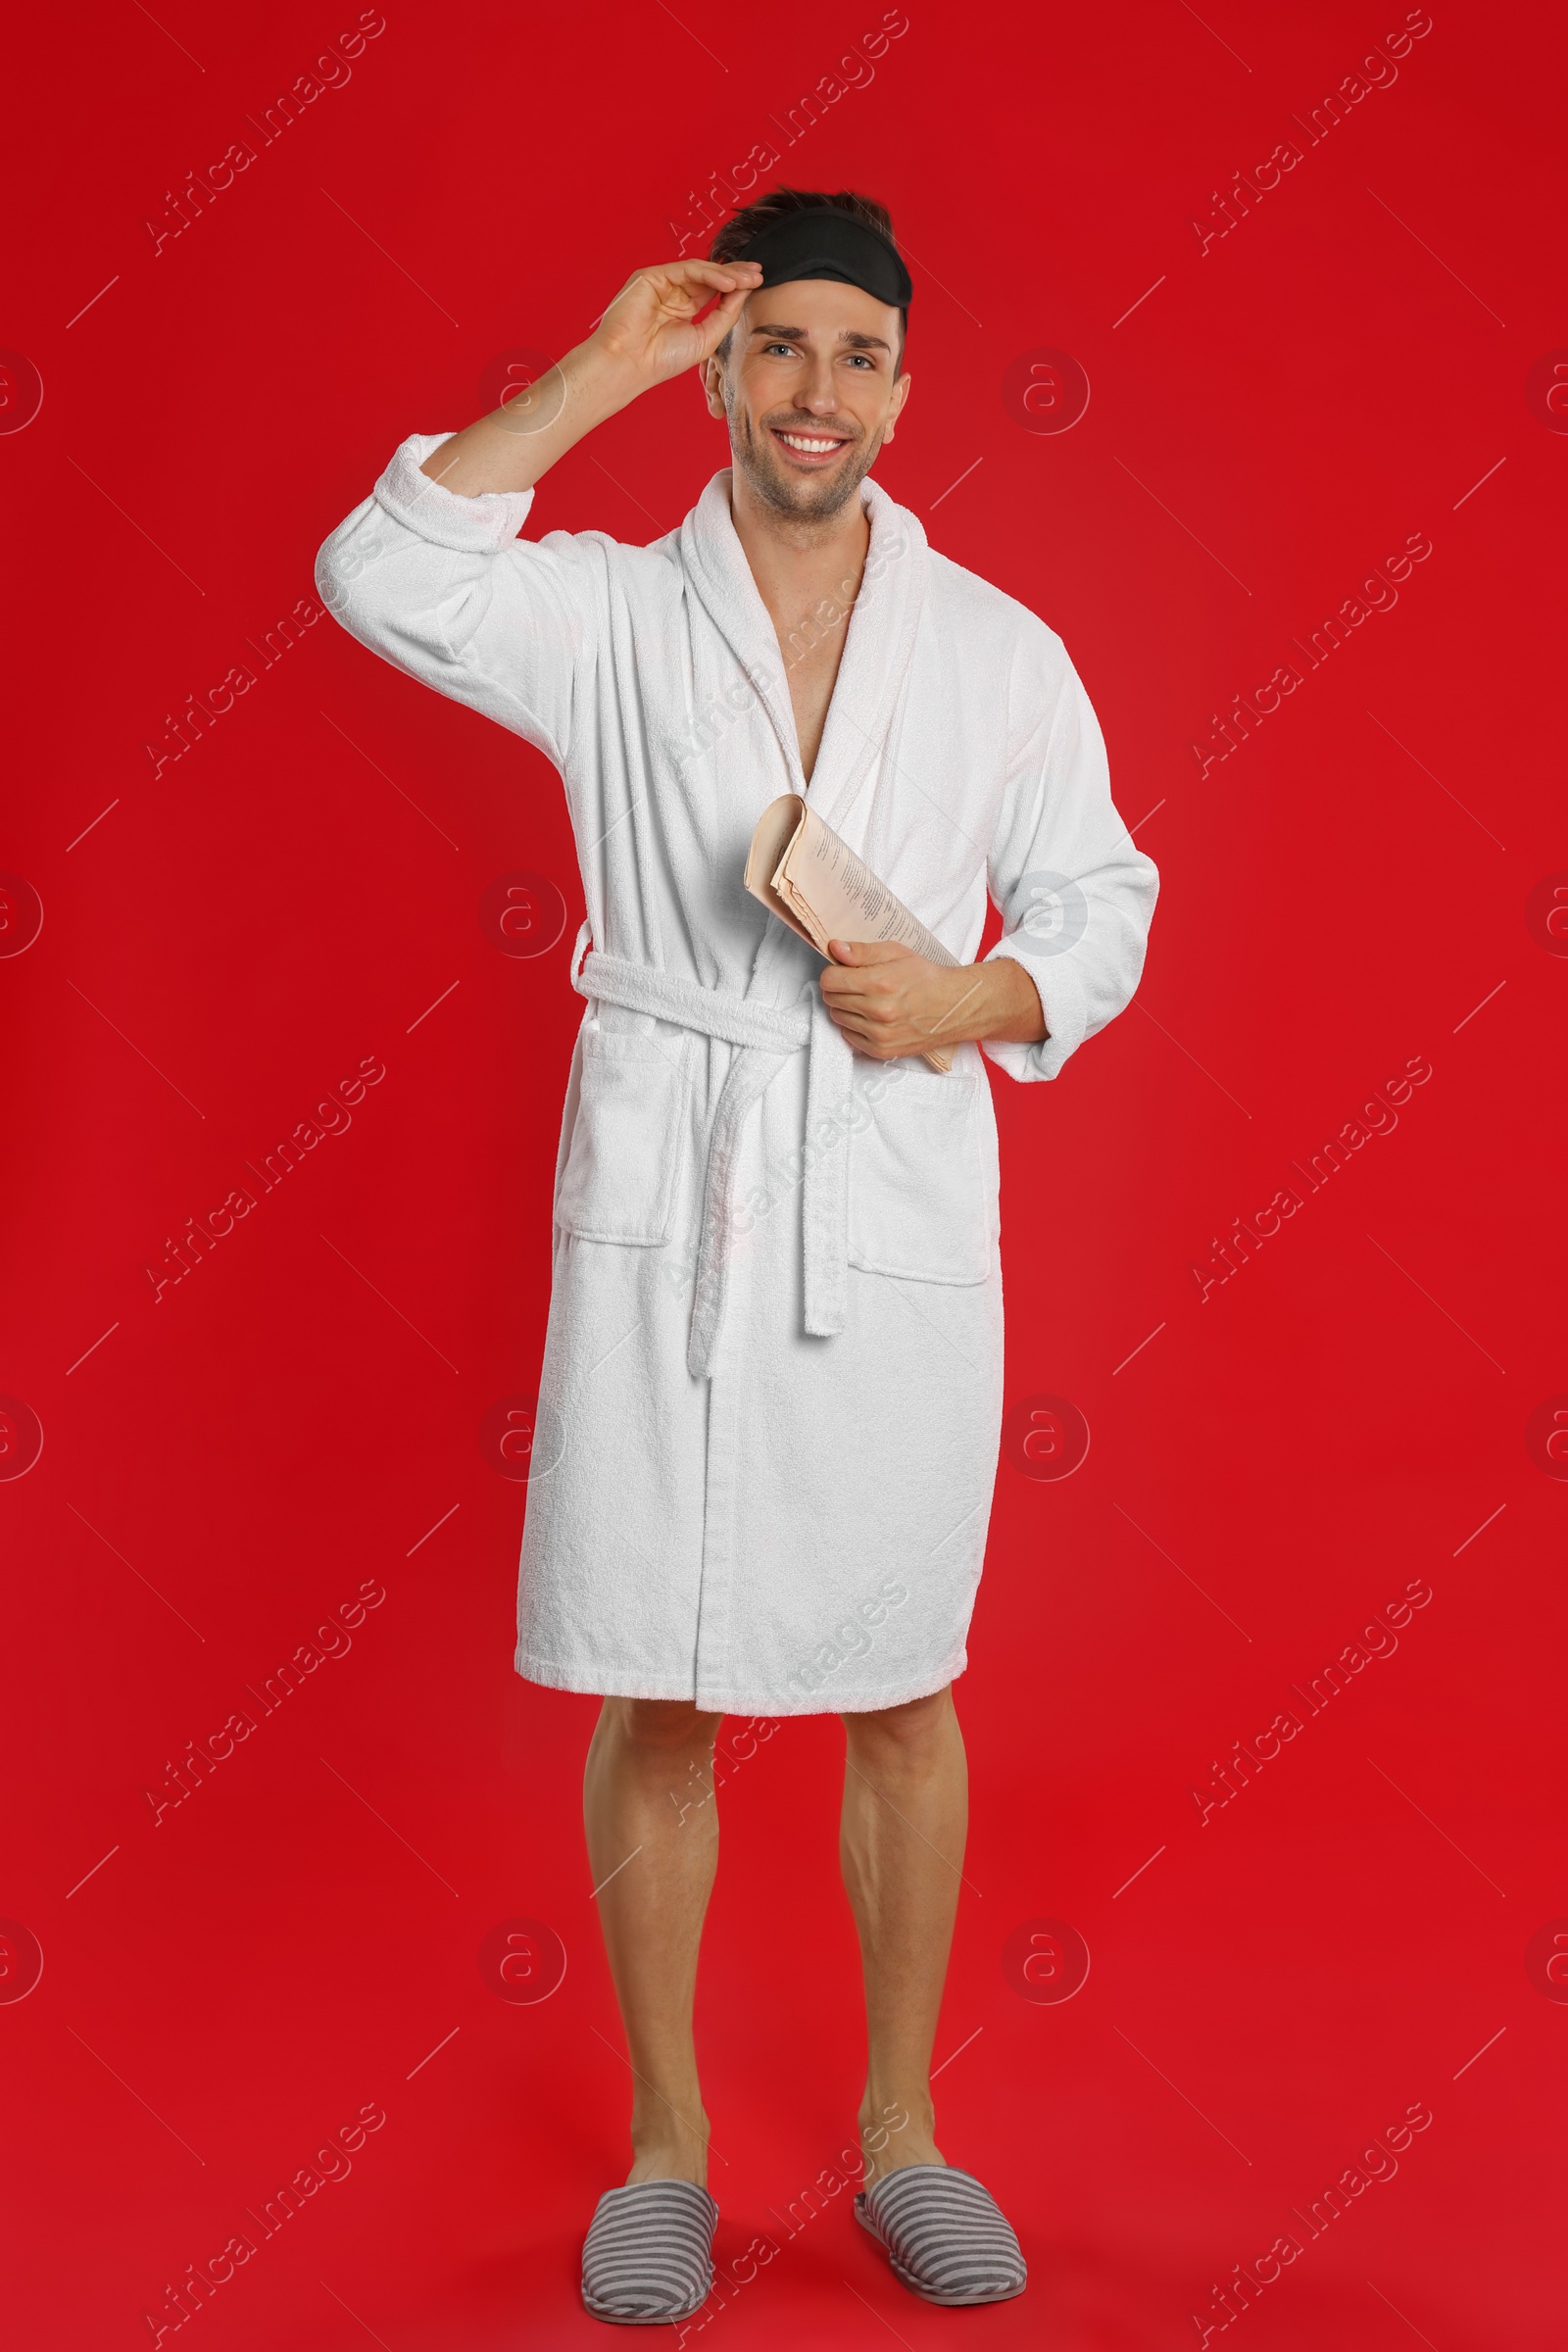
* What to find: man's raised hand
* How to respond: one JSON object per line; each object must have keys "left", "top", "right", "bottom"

{"left": 591, "top": 260, "right": 763, "bottom": 390}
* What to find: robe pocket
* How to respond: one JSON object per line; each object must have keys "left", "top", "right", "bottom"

{"left": 847, "top": 1067, "right": 996, "bottom": 1286}
{"left": 556, "top": 1031, "right": 688, "bottom": 1247}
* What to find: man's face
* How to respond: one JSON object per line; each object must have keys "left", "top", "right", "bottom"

{"left": 703, "top": 278, "right": 911, "bottom": 524}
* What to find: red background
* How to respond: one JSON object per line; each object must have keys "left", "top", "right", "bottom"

{"left": 3, "top": 2, "right": 1563, "bottom": 2344}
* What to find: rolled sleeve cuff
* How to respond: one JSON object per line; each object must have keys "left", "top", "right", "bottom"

{"left": 980, "top": 941, "right": 1091, "bottom": 1083}
{"left": 373, "top": 431, "right": 537, "bottom": 553}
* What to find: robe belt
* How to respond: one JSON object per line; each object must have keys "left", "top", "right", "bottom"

{"left": 569, "top": 921, "right": 854, "bottom": 1378}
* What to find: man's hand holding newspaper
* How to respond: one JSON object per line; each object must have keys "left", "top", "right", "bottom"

{"left": 817, "top": 937, "right": 1043, "bottom": 1063}
{"left": 744, "top": 794, "right": 1048, "bottom": 1067}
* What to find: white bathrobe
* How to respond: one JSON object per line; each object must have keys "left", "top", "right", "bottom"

{"left": 316, "top": 436, "right": 1157, "bottom": 1714}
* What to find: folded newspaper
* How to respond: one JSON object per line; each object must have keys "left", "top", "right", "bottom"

{"left": 744, "top": 795, "right": 956, "bottom": 1073}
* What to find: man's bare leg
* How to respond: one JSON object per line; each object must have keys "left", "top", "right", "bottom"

{"left": 584, "top": 1696, "right": 722, "bottom": 2186}
{"left": 840, "top": 1685, "right": 968, "bottom": 2183}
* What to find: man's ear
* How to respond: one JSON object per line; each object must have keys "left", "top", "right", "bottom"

{"left": 881, "top": 369, "right": 912, "bottom": 447}
{"left": 701, "top": 352, "right": 728, "bottom": 421}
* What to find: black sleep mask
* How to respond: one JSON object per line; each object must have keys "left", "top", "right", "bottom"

{"left": 735, "top": 208, "right": 912, "bottom": 310}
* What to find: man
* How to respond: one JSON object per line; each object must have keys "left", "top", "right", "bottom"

{"left": 318, "top": 185, "right": 1157, "bottom": 2322}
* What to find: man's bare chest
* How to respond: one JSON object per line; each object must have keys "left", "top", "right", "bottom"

{"left": 779, "top": 629, "right": 850, "bottom": 782}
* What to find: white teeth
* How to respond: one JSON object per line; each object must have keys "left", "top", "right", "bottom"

{"left": 777, "top": 432, "right": 843, "bottom": 453}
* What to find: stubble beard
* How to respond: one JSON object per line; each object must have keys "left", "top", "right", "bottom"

{"left": 729, "top": 397, "right": 882, "bottom": 528}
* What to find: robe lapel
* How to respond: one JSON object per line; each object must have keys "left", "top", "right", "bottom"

{"left": 679, "top": 470, "right": 807, "bottom": 789}
{"left": 798, "top": 474, "right": 929, "bottom": 841}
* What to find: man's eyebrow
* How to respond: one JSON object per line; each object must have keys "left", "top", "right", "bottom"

{"left": 748, "top": 323, "right": 892, "bottom": 353}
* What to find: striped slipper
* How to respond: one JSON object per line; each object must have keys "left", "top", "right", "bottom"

{"left": 855, "top": 2164, "right": 1027, "bottom": 2306}
{"left": 581, "top": 2179, "right": 719, "bottom": 2325}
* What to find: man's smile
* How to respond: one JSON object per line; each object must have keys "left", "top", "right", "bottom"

{"left": 768, "top": 423, "right": 855, "bottom": 466}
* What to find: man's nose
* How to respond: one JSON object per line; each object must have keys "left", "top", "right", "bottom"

{"left": 796, "top": 360, "right": 841, "bottom": 413}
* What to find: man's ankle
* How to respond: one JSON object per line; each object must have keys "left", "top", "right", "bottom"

{"left": 627, "top": 2106, "right": 710, "bottom": 2187}
{"left": 626, "top": 2149, "right": 710, "bottom": 2185}
{"left": 858, "top": 2090, "right": 938, "bottom": 2181}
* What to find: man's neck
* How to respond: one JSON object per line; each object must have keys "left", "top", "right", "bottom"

{"left": 726, "top": 465, "right": 872, "bottom": 628}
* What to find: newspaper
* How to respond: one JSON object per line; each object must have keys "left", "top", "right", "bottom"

{"left": 744, "top": 795, "right": 956, "bottom": 1073}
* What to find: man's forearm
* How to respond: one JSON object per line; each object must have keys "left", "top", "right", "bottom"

{"left": 418, "top": 341, "right": 641, "bottom": 498}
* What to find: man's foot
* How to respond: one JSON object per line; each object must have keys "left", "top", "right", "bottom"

{"left": 854, "top": 2165, "right": 1027, "bottom": 2306}
{"left": 581, "top": 2180, "right": 719, "bottom": 2325}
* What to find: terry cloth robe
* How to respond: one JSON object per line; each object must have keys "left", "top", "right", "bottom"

{"left": 316, "top": 438, "right": 1158, "bottom": 1715}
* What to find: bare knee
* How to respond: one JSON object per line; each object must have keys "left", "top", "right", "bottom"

{"left": 842, "top": 1685, "right": 955, "bottom": 1772}
{"left": 603, "top": 1696, "right": 722, "bottom": 1755}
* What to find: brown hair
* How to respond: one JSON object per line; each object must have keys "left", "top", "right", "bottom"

{"left": 708, "top": 186, "right": 906, "bottom": 373}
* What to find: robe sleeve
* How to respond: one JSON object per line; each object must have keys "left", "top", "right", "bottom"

{"left": 314, "top": 430, "right": 603, "bottom": 768}
{"left": 980, "top": 622, "right": 1158, "bottom": 1084}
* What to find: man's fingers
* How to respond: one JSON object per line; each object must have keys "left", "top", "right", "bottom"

{"left": 822, "top": 994, "right": 898, "bottom": 1038}
{"left": 693, "top": 284, "right": 754, "bottom": 359}
{"left": 821, "top": 993, "right": 908, "bottom": 1057}
{"left": 819, "top": 978, "right": 893, "bottom": 1018}
{"left": 625, "top": 259, "right": 760, "bottom": 291}
{"left": 820, "top": 963, "right": 901, "bottom": 1004}
{"left": 827, "top": 937, "right": 916, "bottom": 965}
{"left": 653, "top": 260, "right": 762, "bottom": 304}
{"left": 670, "top": 258, "right": 762, "bottom": 284}
{"left": 599, "top": 260, "right": 760, "bottom": 335}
